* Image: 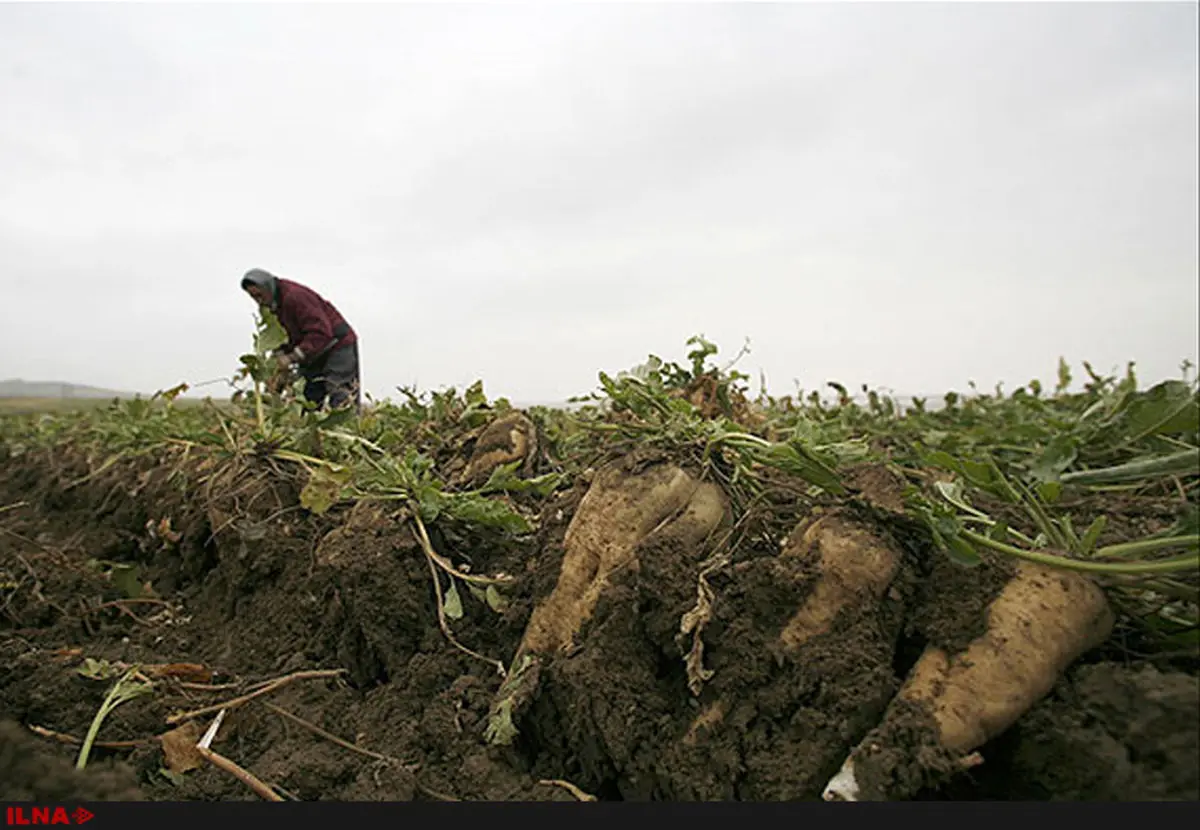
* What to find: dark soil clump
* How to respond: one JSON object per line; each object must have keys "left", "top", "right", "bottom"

{"left": 0, "top": 719, "right": 144, "bottom": 801}
{"left": 935, "top": 662, "right": 1200, "bottom": 801}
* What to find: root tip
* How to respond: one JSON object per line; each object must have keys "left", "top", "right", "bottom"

{"left": 822, "top": 758, "right": 860, "bottom": 802}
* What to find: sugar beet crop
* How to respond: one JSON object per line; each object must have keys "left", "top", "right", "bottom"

{"left": 1, "top": 332, "right": 1197, "bottom": 801}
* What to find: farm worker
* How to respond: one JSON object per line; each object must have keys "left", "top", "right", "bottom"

{"left": 240, "top": 268, "right": 361, "bottom": 412}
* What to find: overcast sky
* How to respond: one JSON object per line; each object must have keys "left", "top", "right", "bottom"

{"left": 1, "top": 1, "right": 1196, "bottom": 404}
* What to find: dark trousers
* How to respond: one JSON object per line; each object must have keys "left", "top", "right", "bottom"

{"left": 302, "top": 343, "right": 361, "bottom": 412}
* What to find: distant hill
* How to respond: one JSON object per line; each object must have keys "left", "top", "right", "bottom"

{"left": 0, "top": 379, "right": 134, "bottom": 399}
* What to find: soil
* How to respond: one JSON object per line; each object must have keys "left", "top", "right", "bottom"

{"left": 1, "top": 443, "right": 1196, "bottom": 802}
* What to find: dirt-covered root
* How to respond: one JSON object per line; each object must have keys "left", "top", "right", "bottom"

{"left": 458, "top": 410, "right": 539, "bottom": 486}
{"left": 0, "top": 719, "right": 144, "bottom": 801}
{"left": 515, "top": 505, "right": 914, "bottom": 800}
{"left": 777, "top": 510, "right": 905, "bottom": 652}
{"left": 512, "top": 454, "right": 730, "bottom": 664}
{"left": 658, "top": 508, "right": 913, "bottom": 800}
{"left": 482, "top": 455, "right": 729, "bottom": 783}
{"left": 825, "top": 561, "right": 1116, "bottom": 801}
{"left": 202, "top": 456, "right": 300, "bottom": 547}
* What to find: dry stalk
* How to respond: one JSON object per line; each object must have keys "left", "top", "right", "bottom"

{"left": 85, "top": 598, "right": 174, "bottom": 627}
{"left": 90, "top": 598, "right": 175, "bottom": 613}
{"left": 262, "top": 702, "right": 416, "bottom": 769}
{"left": 0, "top": 526, "right": 56, "bottom": 554}
{"left": 415, "top": 781, "right": 460, "bottom": 802}
{"left": 166, "top": 669, "right": 345, "bottom": 725}
{"left": 28, "top": 724, "right": 150, "bottom": 749}
{"left": 959, "top": 751, "right": 985, "bottom": 770}
{"left": 177, "top": 681, "right": 241, "bottom": 692}
{"left": 411, "top": 515, "right": 507, "bottom": 677}
{"left": 538, "top": 779, "right": 598, "bottom": 802}
{"left": 195, "top": 745, "right": 284, "bottom": 802}
{"left": 410, "top": 511, "right": 514, "bottom": 586}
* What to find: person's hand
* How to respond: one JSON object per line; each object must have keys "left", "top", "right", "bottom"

{"left": 276, "top": 352, "right": 295, "bottom": 370}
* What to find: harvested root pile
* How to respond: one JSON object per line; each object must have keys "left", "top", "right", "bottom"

{"left": 482, "top": 459, "right": 1158, "bottom": 800}
{"left": 2, "top": 340, "right": 1197, "bottom": 801}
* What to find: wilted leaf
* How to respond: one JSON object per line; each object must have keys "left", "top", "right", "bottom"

{"left": 443, "top": 494, "right": 532, "bottom": 534}
{"left": 484, "top": 700, "right": 518, "bottom": 746}
{"left": 668, "top": 397, "right": 697, "bottom": 415}
{"left": 479, "top": 462, "right": 564, "bottom": 498}
{"left": 155, "top": 383, "right": 190, "bottom": 403}
{"left": 1114, "top": 381, "right": 1200, "bottom": 444}
{"left": 160, "top": 721, "right": 205, "bottom": 775}
{"left": 254, "top": 310, "right": 289, "bottom": 354}
{"left": 317, "top": 407, "right": 357, "bottom": 430}
{"left": 1036, "top": 481, "right": 1063, "bottom": 504}
{"left": 465, "top": 380, "right": 487, "bottom": 408}
{"left": 77, "top": 658, "right": 120, "bottom": 681}
{"left": 1080, "top": 516, "right": 1107, "bottom": 555}
{"left": 960, "top": 458, "right": 999, "bottom": 491}
{"left": 762, "top": 441, "right": 844, "bottom": 495}
{"left": 923, "top": 451, "right": 1001, "bottom": 494}
{"left": 158, "top": 768, "right": 188, "bottom": 787}
{"left": 1060, "top": 448, "right": 1200, "bottom": 486}
{"left": 157, "top": 518, "right": 182, "bottom": 544}
{"left": 1030, "top": 436, "right": 1078, "bottom": 483}
{"left": 485, "top": 585, "right": 508, "bottom": 613}
{"left": 1056, "top": 357, "right": 1072, "bottom": 394}
{"left": 443, "top": 580, "right": 464, "bottom": 620}
{"left": 478, "top": 460, "right": 524, "bottom": 493}
{"left": 944, "top": 534, "right": 983, "bottom": 567}
{"left": 300, "top": 465, "right": 352, "bottom": 515}
{"left": 110, "top": 564, "right": 143, "bottom": 599}
{"left": 986, "top": 521, "right": 1011, "bottom": 543}
{"left": 924, "top": 450, "right": 963, "bottom": 474}
{"left": 417, "top": 482, "right": 446, "bottom": 522}
{"left": 679, "top": 560, "right": 723, "bottom": 696}
{"left": 934, "top": 479, "right": 969, "bottom": 509}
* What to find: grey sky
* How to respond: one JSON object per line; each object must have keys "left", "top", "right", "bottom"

{"left": 1, "top": 1, "right": 1196, "bottom": 404}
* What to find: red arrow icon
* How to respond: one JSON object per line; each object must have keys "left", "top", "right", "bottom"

{"left": 72, "top": 808, "right": 94, "bottom": 825}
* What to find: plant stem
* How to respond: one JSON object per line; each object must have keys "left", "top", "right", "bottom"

{"left": 410, "top": 512, "right": 508, "bottom": 676}
{"left": 270, "top": 449, "right": 337, "bottom": 467}
{"left": 165, "top": 669, "right": 345, "bottom": 725}
{"left": 1095, "top": 535, "right": 1200, "bottom": 560}
{"left": 76, "top": 703, "right": 110, "bottom": 770}
{"left": 254, "top": 380, "right": 265, "bottom": 434}
{"left": 77, "top": 668, "right": 149, "bottom": 769}
{"left": 962, "top": 529, "right": 1200, "bottom": 574}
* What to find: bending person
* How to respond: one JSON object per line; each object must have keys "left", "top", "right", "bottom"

{"left": 240, "top": 268, "right": 361, "bottom": 412}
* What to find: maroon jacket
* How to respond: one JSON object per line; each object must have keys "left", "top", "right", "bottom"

{"left": 275, "top": 278, "right": 357, "bottom": 365}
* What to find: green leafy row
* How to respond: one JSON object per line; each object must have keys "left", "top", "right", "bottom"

{"left": 2, "top": 326, "right": 1196, "bottom": 648}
